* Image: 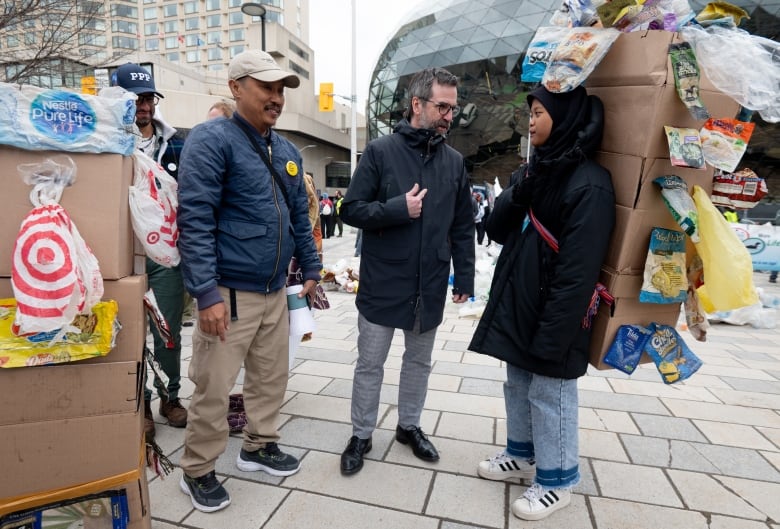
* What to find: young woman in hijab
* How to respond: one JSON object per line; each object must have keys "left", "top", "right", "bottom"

{"left": 468, "top": 85, "right": 615, "bottom": 521}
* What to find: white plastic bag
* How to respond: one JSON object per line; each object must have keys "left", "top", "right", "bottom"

{"left": 680, "top": 25, "right": 780, "bottom": 123}
{"left": 130, "top": 151, "right": 180, "bottom": 267}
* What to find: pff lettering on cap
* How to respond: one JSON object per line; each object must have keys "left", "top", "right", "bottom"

{"left": 111, "top": 63, "right": 165, "bottom": 98}
{"left": 228, "top": 50, "right": 300, "bottom": 89}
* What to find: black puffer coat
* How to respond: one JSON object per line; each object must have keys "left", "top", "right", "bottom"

{"left": 341, "top": 119, "right": 475, "bottom": 333}
{"left": 468, "top": 96, "right": 615, "bottom": 379}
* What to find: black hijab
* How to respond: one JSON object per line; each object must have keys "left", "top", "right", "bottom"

{"left": 527, "top": 85, "right": 589, "bottom": 172}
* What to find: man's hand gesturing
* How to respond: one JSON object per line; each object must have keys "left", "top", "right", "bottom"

{"left": 406, "top": 183, "right": 428, "bottom": 218}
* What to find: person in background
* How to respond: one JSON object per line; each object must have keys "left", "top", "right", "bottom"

{"left": 334, "top": 190, "right": 345, "bottom": 237}
{"left": 771, "top": 209, "right": 779, "bottom": 283}
{"left": 474, "top": 192, "right": 486, "bottom": 245}
{"left": 339, "top": 67, "right": 475, "bottom": 475}
{"left": 207, "top": 100, "right": 236, "bottom": 120}
{"left": 469, "top": 85, "right": 614, "bottom": 521}
{"left": 177, "top": 50, "right": 321, "bottom": 513}
{"left": 723, "top": 206, "right": 739, "bottom": 223}
{"left": 320, "top": 193, "right": 334, "bottom": 238}
{"left": 112, "top": 63, "right": 188, "bottom": 440}
{"left": 304, "top": 172, "right": 323, "bottom": 261}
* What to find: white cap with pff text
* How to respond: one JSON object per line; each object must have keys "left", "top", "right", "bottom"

{"left": 228, "top": 50, "right": 300, "bottom": 88}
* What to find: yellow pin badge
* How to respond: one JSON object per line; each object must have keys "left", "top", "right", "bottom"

{"left": 286, "top": 160, "right": 299, "bottom": 177}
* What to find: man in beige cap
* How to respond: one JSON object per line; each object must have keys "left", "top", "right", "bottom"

{"left": 176, "top": 49, "right": 321, "bottom": 513}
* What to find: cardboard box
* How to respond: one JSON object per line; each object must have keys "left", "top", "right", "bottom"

{"left": 0, "top": 146, "right": 134, "bottom": 280}
{"left": 0, "top": 275, "right": 147, "bottom": 364}
{"left": 587, "top": 30, "right": 719, "bottom": 90}
{"left": 595, "top": 153, "right": 715, "bottom": 209}
{"left": 0, "top": 411, "right": 142, "bottom": 499}
{"left": 599, "top": 267, "right": 643, "bottom": 299}
{"left": 0, "top": 361, "right": 141, "bottom": 426}
{"left": 589, "top": 296, "right": 681, "bottom": 369}
{"left": 588, "top": 84, "right": 739, "bottom": 158}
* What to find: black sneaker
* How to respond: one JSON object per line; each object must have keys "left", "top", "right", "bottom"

{"left": 179, "top": 471, "right": 230, "bottom": 513}
{"left": 236, "top": 442, "right": 301, "bottom": 476}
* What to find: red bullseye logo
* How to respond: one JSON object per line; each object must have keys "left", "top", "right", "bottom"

{"left": 11, "top": 205, "right": 81, "bottom": 332}
{"left": 147, "top": 231, "right": 160, "bottom": 244}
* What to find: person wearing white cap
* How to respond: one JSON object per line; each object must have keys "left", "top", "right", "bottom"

{"left": 176, "top": 50, "right": 320, "bottom": 513}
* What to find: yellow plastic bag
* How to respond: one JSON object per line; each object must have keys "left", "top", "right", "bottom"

{"left": 0, "top": 299, "right": 119, "bottom": 368}
{"left": 691, "top": 185, "right": 758, "bottom": 312}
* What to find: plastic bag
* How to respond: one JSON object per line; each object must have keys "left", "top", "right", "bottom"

{"left": 12, "top": 157, "right": 103, "bottom": 337}
{"left": 522, "top": 26, "right": 571, "bottom": 83}
{"left": 542, "top": 27, "right": 620, "bottom": 93}
{"left": 711, "top": 168, "right": 767, "bottom": 209}
{"left": 603, "top": 323, "right": 654, "bottom": 374}
{"left": 654, "top": 175, "right": 700, "bottom": 242}
{"left": 664, "top": 126, "right": 705, "bottom": 169}
{"left": 691, "top": 185, "right": 759, "bottom": 312}
{"left": 669, "top": 42, "right": 710, "bottom": 120}
{"left": 699, "top": 118, "right": 755, "bottom": 173}
{"left": 130, "top": 151, "right": 180, "bottom": 267}
{"left": 0, "top": 299, "right": 119, "bottom": 368}
{"left": 680, "top": 25, "right": 780, "bottom": 123}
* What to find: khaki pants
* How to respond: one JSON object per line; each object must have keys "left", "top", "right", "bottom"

{"left": 180, "top": 287, "right": 289, "bottom": 477}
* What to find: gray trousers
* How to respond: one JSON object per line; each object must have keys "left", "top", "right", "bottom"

{"left": 351, "top": 313, "right": 438, "bottom": 438}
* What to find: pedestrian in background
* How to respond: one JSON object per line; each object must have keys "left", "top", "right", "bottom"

{"left": 334, "top": 190, "right": 344, "bottom": 237}
{"left": 339, "top": 67, "right": 475, "bottom": 475}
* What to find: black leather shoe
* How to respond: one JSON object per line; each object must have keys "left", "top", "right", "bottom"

{"left": 395, "top": 426, "right": 439, "bottom": 462}
{"left": 340, "top": 436, "right": 372, "bottom": 475}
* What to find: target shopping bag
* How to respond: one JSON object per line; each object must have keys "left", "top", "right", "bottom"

{"left": 11, "top": 203, "right": 104, "bottom": 336}
{"left": 129, "top": 151, "right": 180, "bottom": 267}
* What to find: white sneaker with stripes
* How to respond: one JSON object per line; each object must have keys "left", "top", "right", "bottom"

{"left": 477, "top": 452, "right": 536, "bottom": 481}
{"left": 511, "top": 483, "right": 571, "bottom": 521}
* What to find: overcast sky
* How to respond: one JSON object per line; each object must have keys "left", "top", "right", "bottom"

{"left": 309, "top": 0, "right": 421, "bottom": 110}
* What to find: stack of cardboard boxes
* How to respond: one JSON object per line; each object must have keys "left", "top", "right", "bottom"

{"left": 0, "top": 147, "right": 151, "bottom": 528}
{"left": 585, "top": 30, "right": 739, "bottom": 368}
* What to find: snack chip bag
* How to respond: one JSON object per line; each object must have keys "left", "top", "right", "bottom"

{"left": 665, "top": 126, "right": 706, "bottom": 169}
{"left": 644, "top": 324, "right": 702, "bottom": 384}
{"left": 542, "top": 27, "right": 620, "bottom": 93}
{"left": 653, "top": 175, "right": 700, "bottom": 242}
{"left": 699, "top": 118, "right": 755, "bottom": 172}
{"left": 640, "top": 228, "right": 688, "bottom": 304}
{"left": 603, "top": 323, "right": 654, "bottom": 374}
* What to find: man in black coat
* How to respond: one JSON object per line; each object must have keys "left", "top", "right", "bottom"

{"left": 339, "top": 67, "right": 475, "bottom": 475}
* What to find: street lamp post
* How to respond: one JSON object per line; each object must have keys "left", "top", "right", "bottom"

{"left": 240, "top": 3, "right": 266, "bottom": 52}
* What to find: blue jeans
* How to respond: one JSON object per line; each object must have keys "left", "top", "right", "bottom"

{"left": 503, "top": 363, "right": 580, "bottom": 489}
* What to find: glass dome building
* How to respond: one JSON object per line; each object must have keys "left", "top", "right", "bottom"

{"left": 366, "top": 0, "right": 780, "bottom": 191}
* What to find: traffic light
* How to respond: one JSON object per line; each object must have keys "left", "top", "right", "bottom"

{"left": 318, "top": 82, "right": 334, "bottom": 112}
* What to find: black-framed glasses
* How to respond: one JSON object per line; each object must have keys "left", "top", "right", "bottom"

{"left": 419, "top": 97, "right": 460, "bottom": 116}
{"left": 137, "top": 94, "right": 160, "bottom": 106}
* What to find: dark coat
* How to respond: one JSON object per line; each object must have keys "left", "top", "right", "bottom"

{"left": 468, "top": 100, "right": 615, "bottom": 379}
{"left": 341, "top": 119, "right": 475, "bottom": 333}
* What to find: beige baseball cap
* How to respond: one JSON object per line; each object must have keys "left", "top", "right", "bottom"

{"left": 228, "top": 49, "right": 300, "bottom": 88}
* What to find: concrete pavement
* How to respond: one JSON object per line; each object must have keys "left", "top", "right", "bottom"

{"left": 146, "top": 227, "right": 780, "bottom": 529}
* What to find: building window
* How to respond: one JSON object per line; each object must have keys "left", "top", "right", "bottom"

{"left": 164, "top": 20, "right": 178, "bottom": 33}
{"left": 206, "top": 14, "right": 221, "bottom": 27}
{"left": 185, "top": 17, "right": 200, "bottom": 30}
{"left": 206, "top": 0, "right": 221, "bottom": 10}
{"left": 186, "top": 50, "right": 200, "bottom": 63}
{"left": 143, "top": 7, "right": 156, "bottom": 19}
{"left": 183, "top": 1, "right": 198, "bottom": 14}
{"left": 229, "top": 45, "right": 245, "bottom": 58}
{"left": 111, "top": 4, "right": 137, "bottom": 17}
{"left": 112, "top": 36, "right": 139, "bottom": 50}
{"left": 167, "top": 52, "right": 180, "bottom": 62}
{"left": 266, "top": 11, "right": 283, "bottom": 25}
{"left": 166, "top": 36, "right": 178, "bottom": 49}
{"left": 207, "top": 63, "right": 225, "bottom": 71}
{"left": 163, "top": 4, "right": 177, "bottom": 17}
{"left": 207, "top": 31, "right": 222, "bottom": 44}
{"left": 229, "top": 28, "right": 244, "bottom": 42}
{"left": 288, "top": 60, "right": 309, "bottom": 79}
{"left": 24, "top": 32, "right": 36, "bottom": 46}
{"left": 111, "top": 20, "right": 138, "bottom": 35}
{"left": 146, "top": 39, "right": 160, "bottom": 51}
{"left": 145, "top": 23, "right": 159, "bottom": 36}
{"left": 208, "top": 47, "right": 222, "bottom": 61}
{"left": 6, "top": 35, "right": 19, "bottom": 47}
{"left": 80, "top": 33, "right": 106, "bottom": 46}
{"left": 289, "top": 40, "right": 309, "bottom": 61}
{"left": 228, "top": 0, "right": 242, "bottom": 7}
{"left": 228, "top": 11, "right": 243, "bottom": 24}
{"left": 325, "top": 162, "right": 352, "bottom": 189}
{"left": 186, "top": 34, "right": 199, "bottom": 46}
